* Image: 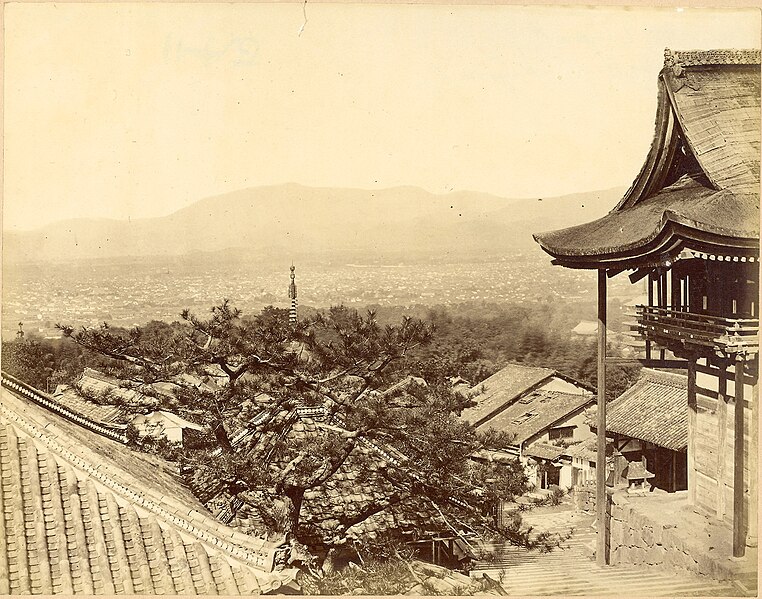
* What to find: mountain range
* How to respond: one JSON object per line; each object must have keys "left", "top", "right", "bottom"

{"left": 3, "top": 183, "right": 627, "bottom": 265}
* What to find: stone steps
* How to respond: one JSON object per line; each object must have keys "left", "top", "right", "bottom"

{"left": 474, "top": 506, "right": 754, "bottom": 596}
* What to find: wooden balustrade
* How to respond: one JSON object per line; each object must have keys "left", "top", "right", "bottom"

{"left": 633, "top": 306, "right": 759, "bottom": 356}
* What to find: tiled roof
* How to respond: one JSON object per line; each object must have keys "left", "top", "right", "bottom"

{"left": 564, "top": 437, "right": 599, "bottom": 462}
{"left": 667, "top": 48, "right": 761, "bottom": 67}
{"left": 199, "top": 407, "right": 460, "bottom": 547}
{"left": 53, "top": 385, "right": 133, "bottom": 425}
{"left": 596, "top": 369, "right": 688, "bottom": 452}
{"left": 476, "top": 389, "right": 594, "bottom": 445}
{"left": 534, "top": 48, "right": 760, "bottom": 266}
{"left": 461, "top": 364, "right": 556, "bottom": 427}
{"left": 523, "top": 443, "right": 564, "bottom": 461}
{"left": 77, "top": 368, "right": 147, "bottom": 405}
{"left": 0, "top": 387, "right": 298, "bottom": 595}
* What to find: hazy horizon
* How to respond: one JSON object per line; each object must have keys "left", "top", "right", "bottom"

{"left": 4, "top": 4, "right": 759, "bottom": 231}
{"left": 3, "top": 181, "right": 627, "bottom": 234}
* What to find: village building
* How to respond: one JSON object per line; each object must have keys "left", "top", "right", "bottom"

{"left": 588, "top": 368, "right": 688, "bottom": 493}
{"left": 462, "top": 364, "right": 595, "bottom": 490}
{"left": 534, "top": 47, "right": 759, "bottom": 578}
{"left": 130, "top": 410, "right": 206, "bottom": 445}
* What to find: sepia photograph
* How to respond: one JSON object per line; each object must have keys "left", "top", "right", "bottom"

{"left": 1, "top": 2, "right": 759, "bottom": 595}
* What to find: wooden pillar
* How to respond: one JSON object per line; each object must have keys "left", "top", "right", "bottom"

{"left": 670, "top": 267, "right": 681, "bottom": 311}
{"left": 733, "top": 355, "right": 746, "bottom": 557}
{"left": 717, "top": 367, "right": 728, "bottom": 519}
{"left": 646, "top": 273, "right": 654, "bottom": 361}
{"left": 748, "top": 369, "right": 758, "bottom": 547}
{"left": 687, "top": 360, "right": 697, "bottom": 505}
{"left": 658, "top": 270, "right": 666, "bottom": 360}
{"left": 596, "top": 269, "right": 608, "bottom": 566}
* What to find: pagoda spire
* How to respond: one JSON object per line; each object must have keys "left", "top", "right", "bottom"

{"left": 288, "top": 264, "right": 298, "bottom": 326}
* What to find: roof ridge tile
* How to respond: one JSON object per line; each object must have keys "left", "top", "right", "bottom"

{"left": 665, "top": 48, "right": 761, "bottom": 67}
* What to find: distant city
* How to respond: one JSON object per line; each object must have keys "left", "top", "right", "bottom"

{"left": 2, "top": 251, "right": 635, "bottom": 340}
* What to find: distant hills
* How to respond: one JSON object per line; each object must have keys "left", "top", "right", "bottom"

{"left": 3, "top": 183, "right": 627, "bottom": 265}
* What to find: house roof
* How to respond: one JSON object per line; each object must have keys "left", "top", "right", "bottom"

{"left": 475, "top": 389, "right": 594, "bottom": 445}
{"left": 133, "top": 410, "right": 206, "bottom": 431}
{"left": 564, "top": 437, "right": 599, "bottom": 462}
{"left": 593, "top": 368, "right": 688, "bottom": 452}
{"left": 572, "top": 321, "right": 598, "bottom": 336}
{"left": 78, "top": 367, "right": 147, "bottom": 405}
{"left": 524, "top": 443, "right": 565, "bottom": 461}
{"left": 461, "top": 364, "right": 556, "bottom": 427}
{"left": 199, "top": 408, "right": 457, "bottom": 548}
{"left": 53, "top": 384, "right": 133, "bottom": 425}
{"left": 534, "top": 48, "right": 760, "bottom": 269}
{"left": 0, "top": 386, "right": 298, "bottom": 595}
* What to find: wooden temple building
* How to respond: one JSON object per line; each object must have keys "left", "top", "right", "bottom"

{"left": 534, "top": 48, "right": 760, "bottom": 563}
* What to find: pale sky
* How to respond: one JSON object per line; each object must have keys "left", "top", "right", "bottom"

{"left": 3, "top": 3, "right": 760, "bottom": 231}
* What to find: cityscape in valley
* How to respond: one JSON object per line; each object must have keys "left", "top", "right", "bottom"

{"left": 2, "top": 248, "right": 636, "bottom": 340}
{"left": 1, "top": 5, "right": 759, "bottom": 597}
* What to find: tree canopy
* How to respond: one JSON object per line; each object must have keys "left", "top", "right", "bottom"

{"left": 56, "top": 302, "right": 530, "bottom": 566}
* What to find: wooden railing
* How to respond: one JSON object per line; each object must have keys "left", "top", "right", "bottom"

{"left": 634, "top": 306, "right": 759, "bottom": 356}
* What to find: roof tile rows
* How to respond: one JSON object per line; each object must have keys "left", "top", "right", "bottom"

{"left": 597, "top": 368, "right": 688, "bottom": 452}
{"left": 53, "top": 385, "right": 133, "bottom": 425}
{"left": 0, "top": 388, "right": 298, "bottom": 595}
{"left": 461, "top": 364, "right": 556, "bottom": 427}
{"left": 198, "top": 408, "right": 450, "bottom": 547}
{"left": 476, "top": 389, "right": 594, "bottom": 444}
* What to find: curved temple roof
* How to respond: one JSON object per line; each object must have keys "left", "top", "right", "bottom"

{"left": 534, "top": 49, "right": 761, "bottom": 269}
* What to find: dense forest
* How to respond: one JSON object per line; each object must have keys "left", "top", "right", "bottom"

{"left": 2, "top": 299, "right": 640, "bottom": 400}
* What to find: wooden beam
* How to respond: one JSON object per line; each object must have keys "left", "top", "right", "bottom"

{"left": 604, "top": 357, "right": 689, "bottom": 369}
{"left": 733, "top": 356, "right": 747, "bottom": 557}
{"left": 629, "top": 268, "right": 653, "bottom": 284}
{"left": 596, "top": 269, "right": 608, "bottom": 567}
{"left": 646, "top": 273, "right": 655, "bottom": 361}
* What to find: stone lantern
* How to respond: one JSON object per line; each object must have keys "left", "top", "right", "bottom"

{"left": 624, "top": 456, "right": 655, "bottom": 495}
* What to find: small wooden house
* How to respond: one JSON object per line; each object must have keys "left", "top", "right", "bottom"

{"left": 593, "top": 368, "right": 688, "bottom": 493}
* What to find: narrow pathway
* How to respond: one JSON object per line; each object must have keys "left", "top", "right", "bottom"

{"left": 474, "top": 501, "right": 754, "bottom": 596}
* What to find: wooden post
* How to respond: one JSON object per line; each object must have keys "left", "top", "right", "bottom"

{"left": 596, "top": 269, "right": 608, "bottom": 566}
{"left": 717, "top": 367, "right": 728, "bottom": 519}
{"left": 687, "top": 360, "right": 697, "bottom": 505}
{"left": 733, "top": 355, "right": 746, "bottom": 557}
{"left": 748, "top": 369, "right": 758, "bottom": 548}
{"left": 646, "top": 273, "right": 654, "bottom": 361}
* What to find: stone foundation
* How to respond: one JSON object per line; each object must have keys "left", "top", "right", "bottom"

{"left": 607, "top": 490, "right": 752, "bottom": 581}
{"left": 574, "top": 482, "right": 595, "bottom": 514}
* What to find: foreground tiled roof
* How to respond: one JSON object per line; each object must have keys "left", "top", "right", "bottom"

{"left": 461, "top": 364, "right": 556, "bottom": 427}
{"left": 594, "top": 369, "right": 688, "bottom": 452}
{"left": 534, "top": 48, "right": 760, "bottom": 267}
{"left": 0, "top": 386, "right": 298, "bottom": 595}
{"left": 476, "top": 389, "right": 594, "bottom": 445}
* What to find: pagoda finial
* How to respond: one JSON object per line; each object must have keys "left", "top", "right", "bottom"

{"left": 288, "top": 265, "right": 298, "bottom": 326}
